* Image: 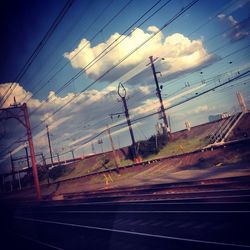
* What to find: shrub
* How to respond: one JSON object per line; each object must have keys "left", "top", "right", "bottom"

{"left": 126, "top": 134, "right": 167, "bottom": 159}
{"left": 49, "top": 165, "right": 65, "bottom": 180}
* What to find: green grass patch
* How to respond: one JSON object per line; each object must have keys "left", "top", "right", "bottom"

{"left": 36, "top": 137, "right": 209, "bottom": 183}
{"left": 119, "top": 159, "right": 134, "bottom": 167}
{"left": 144, "top": 137, "right": 209, "bottom": 161}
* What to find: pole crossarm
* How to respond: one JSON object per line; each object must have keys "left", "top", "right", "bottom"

{"left": 1, "top": 103, "right": 41, "bottom": 200}
{"left": 110, "top": 112, "right": 125, "bottom": 116}
{"left": 0, "top": 106, "right": 26, "bottom": 127}
{"left": 12, "top": 153, "right": 43, "bottom": 162}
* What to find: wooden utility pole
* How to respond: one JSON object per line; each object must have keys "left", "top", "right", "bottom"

{"left": 71, "top": 149, "right": 75, "bottom": 161}
{"left": 56, "top": 153, "right": 60, "bottom": 163}
{"left": 91, "top": 142, "right": 95, "bottom": 154}
{"left": 149, "top": 56, "right": 169, "bottom": 140}
{"left": 107, "top": 125, "right": 120, "bottom": 173}
{"left": 17, "top": 168, "right": 22, "bottom": 190}
{"left": 42, "top": 153, "right": 46, "bottom": 166}
{"left": 25, "top": 146, "right": 31, "bottom": 170}
{"left": 236, "top": 91, "right": 248, "bottom": 113}
{"left": 9, "top": 151, "right": 15, "bottom": 184}
{"left": 46, "top": 124, "right": 54, "bottom": 165}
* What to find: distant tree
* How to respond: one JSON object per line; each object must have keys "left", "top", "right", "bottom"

{"left": 49, "top": 165, "right": 65, "bottom": 180}
{"left": 126, "top": 134, "right": 167, "bottom": 159}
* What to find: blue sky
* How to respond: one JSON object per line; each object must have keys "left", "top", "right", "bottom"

{"left": 0, "top": 0, "right": 250, "bottom": 172}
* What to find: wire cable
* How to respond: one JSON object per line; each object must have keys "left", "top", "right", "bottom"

{"left": 0, "top": 0, "right": 75, "bottom": 108}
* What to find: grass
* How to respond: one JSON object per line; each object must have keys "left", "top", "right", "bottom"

{"left": 119, "top": 159, "right": 134, "bottom": 167}
{"left": 56, "top": 162, "right": 93, "bottom": 181}
{"left": 21, "top": 137, "right": 250, "bottom": 191}
{"left": 22, "top": 136, "right": 210, "bottom": 187}
{"left": 55, "top": 155, "right": 120, "bottom": 181}
{"left": 144, "top": 137, "right": 209, "bottom": 161}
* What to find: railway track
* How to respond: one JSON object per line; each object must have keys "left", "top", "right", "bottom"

{"left": 55, "top": 175, "right": 250, "bottom": 202}
{"left": 40, "top": 138, "right": 250, "bottom": 188}
{"left": 2, "top": 175, "right": 250, "bottom": 249}
{"left": 4, "top": 195, "right": 250, "bottom": 250}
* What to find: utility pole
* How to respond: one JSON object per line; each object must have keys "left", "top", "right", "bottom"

{"left": 56, "top": 153, "right": 60, "bottom": 163}
{"left": 97, "top": 139, "right": 103, "bottom": 153}
{"left": 42, "top": 153, "right": 50, "bottom": 184}
{"left": 1, "top": 101, "right": 41, "bottom": 199}
{"left": 118, "top": 83, "right": 140, "bottom": 162}
{"left": 107, "top": 125, "right": 120, "bottom": 173}
{"left": 42, "top": 153, "right": 46, "bottom": 166}
{"left": 236, "top": 91, "right": 248, "bottom": 113}
{"left": 25, "top": 146, "right": 31, "bottom": 170}
{"left": 23, "top": 103, "right": 41, "bottom": 200}
{"left": 168, "top": 115, "right": 171, "bottom": 133}
{"left": 149, "top": 56, "right": 169, "bottom": 140}
{"left": 17, "top": 168, "right": 21, "bottom": 190}
{"left": 46, "top": 124, "right": 54, "bottom": 165}
{"left": 9, "top": 151, "right": 15, "bottom": 185}
{"left": 71, "top": 149, "right": 75, "bottom": 161}
{"left": 91, "top": 142, "right": 95, "bottom": 154}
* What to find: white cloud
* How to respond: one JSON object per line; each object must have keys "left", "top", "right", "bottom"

{"left": 167, "top": 84, "right": 205, "bottom": 103}
{"left": 217, "top": 13, "right": 249, "bottom": 41}
{"left": 186, "top": 105, "right": 209, "bottom": 115}
{"left": 218, "top": 0, "right": 250, "bottom": 16}
{"left": 130, "top": 84, "right": 206, "bottom": 116}
{"left": 64, "top": 26, "right": 215, "bottom": 83}
{"left": 138, "top": 86, "right": 151, "bottom": 95}
{"left": 228, "top": 15, "right": 238, "bottom": 26}
{"left": 0, "top": 83, "right": 40, "bottom": 108}
{"left": 131, "top": 98, "right": 159, "bottom": 116}
{"left": 0, "top": 82, "right": 153, "bottom": 167}
{"left": 217, "top": 14, "right": 226, "bottom": 20}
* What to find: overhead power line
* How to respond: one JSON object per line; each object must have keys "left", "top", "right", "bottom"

{"left": 2, "top": 0, "right": 203, "bottom": 159}
{"left": 49, "top": 68, "right": 250, "bottom": 157}
{"left": 134, "top": 69, "right": 250, "bottom": 123}
{"left": 23, "top": 0, "right": 134, "bottom": 104}
{"left": 82, "top": 69, "right": 250, "bottom": 149}
{"left": 22, "top": 0, "right": 96, "bottom": 94}
{"left": 0, "top": 0, "right": 75, "bottom": 108}
{"left": 23, "top": 0, "right": 113, "bottom": 103}
{"left": 1, "top": 0, "right": 199, "bottom": 159}
{"left": 27, "top": 0, "right": 168, "bottom": 115}
{"left": 1, "top": 39, "right": 248, "bottom": 159}
{"left": 29, "top": 0, "right": 199, "bottom": 133}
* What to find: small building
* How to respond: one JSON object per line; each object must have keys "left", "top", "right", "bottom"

{"left": 208, "top": 112, "right": 231, "bottom": 122}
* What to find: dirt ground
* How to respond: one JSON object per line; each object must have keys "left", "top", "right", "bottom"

{"left": 2, "top": 112, "right": 249, "bottom": 201}
{"left": 4, "top": 139, "right": 250, "bottom": 201}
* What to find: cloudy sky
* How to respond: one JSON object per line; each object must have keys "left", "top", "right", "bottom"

{"left": 0, "top": 0, "right": 250, "bottom": 172}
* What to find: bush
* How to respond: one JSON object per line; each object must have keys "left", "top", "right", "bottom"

{"left": 48, "top": 164, "right": 75, "bottom": 180}
{"left": 49, "top": 165, "right": 65, "bottom": 180}
{"left": 38, "top": 166, "right": 48, "bottom": 181}
{"left": 98, "top": 157, "right": 115, "bottom": 170}
{"left": 126, "top": 134, "right": 167, "bottom": 159}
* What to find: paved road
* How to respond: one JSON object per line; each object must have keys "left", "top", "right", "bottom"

{"left": 1, "top": 194, "right": 250, "bottom": 250}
